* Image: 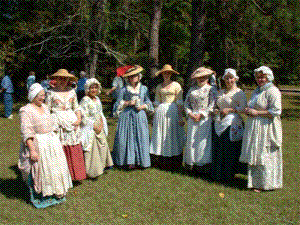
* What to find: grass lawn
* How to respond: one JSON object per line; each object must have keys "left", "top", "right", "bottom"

{"left": 0, "top": 92, "right": 299, "bottom": 224}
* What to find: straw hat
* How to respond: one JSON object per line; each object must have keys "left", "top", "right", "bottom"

{"left": 154, "top": 64, "right": 179, "bottom": 77}
{"left": 123, "top": 65, "right": 144, "bottom": 78}
{"left": 191, "top": 67, "right": 214, "bottom": 79}
{"left": 50, "top": 69, "right": 78, "bottom": 81}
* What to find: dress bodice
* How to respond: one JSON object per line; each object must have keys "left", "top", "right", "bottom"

{"left": 216, "top": 88, "right": 247, "bottom": 112}
{"left": 46, "top": 89, "right": 80, "bottom": 113}
{"left": 184, "top": 84, "right": 217, "bottom": 115}
{"left": 155, "top": 82, "right": 183, "bottom": 104}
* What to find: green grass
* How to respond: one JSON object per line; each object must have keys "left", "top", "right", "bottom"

{"left": 0, "top": 93, "right": 299, "bottom": 224}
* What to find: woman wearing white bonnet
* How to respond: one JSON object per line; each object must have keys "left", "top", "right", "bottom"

{"left": 80, "top": 78, "right": 113, "bottom": 178}
{"left": 18, "top": 83, "right": 72, "bottom": 208}
{"left": 240, "top": 66, "right": 283, "bottom": 192}
{"left": 211, "top": 68, "right": 247, "bottom": 182}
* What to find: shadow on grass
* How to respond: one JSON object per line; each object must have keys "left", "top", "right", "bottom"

{"left": 0, "top": 165, "right": 30, "bottom": 203}
{"left": 282, "top": 108, "right": 300, "bottom": 120}
{"left": 150, "top": 155, "right": 248, "bottom": 190}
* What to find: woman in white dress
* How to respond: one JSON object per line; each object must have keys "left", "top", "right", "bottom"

{"left": 46, "top": 69, "right": 86, "bottom": 181}
{"left": 18, "top": 83, "right": 72, "bottom": 208}
{"left": 80, "top": 78, "right": 113, "bottom": 178}
{"left": 184, "top": 67, "right": 218, "bottom": 170}
{"left": 212, "top": 69, "right": 247, "bottom": 181}
{"left": 150, "top": 64, "right": 185, "bottom": 167}
{"left": 240, "top": 66, "right": 283, "bottom": 192}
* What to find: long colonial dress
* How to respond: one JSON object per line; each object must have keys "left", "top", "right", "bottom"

{"left": 239, "top": 83, "right": 283, "bottom": 190}
{"left": 150, "top": 81, "right": 185, "bottom": 157}
{"left": 112, "top": 83, "right": 154, "bottom": 167}
{"left": 212, "top": 87, "right": 247, "bottom": 181}
{"left": 184, "top": 83, "right": 217, "bottom": 167}
{"left": 80, "top": 96, "right": 113, "bottom": 178}
{"left": 18, "top": 103, "right": 73, "bottom": 208}
{"left": 46, "top": 89, "right": 86, "bottom": 181}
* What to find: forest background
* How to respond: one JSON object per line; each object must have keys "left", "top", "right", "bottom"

{"left": 0, "top": 0, "right": 299, "bottom": 91}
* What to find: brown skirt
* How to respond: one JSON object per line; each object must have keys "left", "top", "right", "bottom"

{"left": 63, "top": 144, "right": 86, "bottom": 181}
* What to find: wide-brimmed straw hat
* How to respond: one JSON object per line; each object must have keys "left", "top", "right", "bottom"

{"left": 123, "top": 65, "right": 144, "bottom": 78}
{"left": 154, "top": 64, "right": 179, "bottom": 77}
{"left": 191, "top": 67, "right": 214, "bottom": 79}
{"left": 50, "top": 69, "right": 78, "bottom": 81}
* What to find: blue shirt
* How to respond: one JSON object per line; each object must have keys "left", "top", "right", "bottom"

{"left": 1, "top": 75, "right": 14, "bottom": 93}
{"left": 27, "top": 75, "right": 36, "bottom": 90}
{"left": 112, "top": 76, "right": 124, "bottom": 99}
{"left": 77, "top": 77, "right": 87, "bottom": 92}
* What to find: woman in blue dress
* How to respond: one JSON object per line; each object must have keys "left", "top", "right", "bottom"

{"left": 112, "top": 65, "right": 154, "bottom": 169}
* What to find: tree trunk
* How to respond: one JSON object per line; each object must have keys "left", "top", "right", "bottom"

{"left": 86, "top": 0, "right": 106, "bottom": 78}
{"left": 149, "top": 0, "right": 163, "bottom": 78}
{"left": 186, "top": 0, "right": 207, "bottom": 83}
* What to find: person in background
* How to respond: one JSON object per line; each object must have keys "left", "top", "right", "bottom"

{"left": 106, "top": 66, "right": 127, "bottom": 116}
{"left": 40, "top": 74, "right": 50, "bottom": 92}
{"left": 150, "top": 64, "right": 186, "bottom": 169}
{"left": 27, "top": 71, "right": 36, "bottom": 91}
{"left": 184, "top": 67, "right": 218, "bottom": 171}
{"left": 0, "top": 70, "right": 14, "bottom": 119}
{"left": 112, "top": 65, "right": 153, "bottom": 169}
{"left": 18, "top": 83, "right": 72, "bottom": 208}
{"left": 211, "top": 68, "right": 247, "bottom": 182}
{"left": 46, "top": 69, "right": 86, "bottom": 182}
{"left": 80, "top": 78, "right": 113, "bottom": 178}
{"left": 76, "top": 71, "right": 87, "bottom": 102}
{"left": 239, "top": 66, "right": 283, "bottom": 192}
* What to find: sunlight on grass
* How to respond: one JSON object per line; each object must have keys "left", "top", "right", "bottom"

{"left": 0, "top": 93, "right": 299, "bottom": 224}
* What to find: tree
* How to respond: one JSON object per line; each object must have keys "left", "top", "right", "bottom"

{"left": 149, "top": 0, "right": 163, "bottom": 77}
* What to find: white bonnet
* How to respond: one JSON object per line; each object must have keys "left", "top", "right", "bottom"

{"left": 254, "top": 66, "right": 274, "bottom": 82}
{"left": 222, "top": 68, "right": 239, "bottom": 80}
{"left": 28, "top": 83, "right": 44, "bottom": 102}
{"left": 84, "top": 78, "right": 102, "bottom": 95}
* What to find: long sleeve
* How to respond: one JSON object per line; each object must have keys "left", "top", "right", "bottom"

{"left": 206, "top": 86, "right": 218, "bottom": 116}
{"left": 267, "top": 87, "right": 282, "bottom": 117}
{"left": 71, "top": 90, "right": 81, "bottom": 113}
{"left": 143, "top": 86, "right": 154, "bottom": 113}
{"left": 235, "top": 90, "right": 247, "bottom": 112}
{"left": 80, "top": 97, "right": 95, "bottom": 127}
{"left": 113, "top": 87, "right": 126, "bottom": 117}
{"left": 20, "top": 108, "right": 35, "bottom": 143}
{"left": 184, "top": 88, "right": 193, "bottom": 115}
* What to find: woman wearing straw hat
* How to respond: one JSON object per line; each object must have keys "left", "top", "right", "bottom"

{"left": 112, "top": 65, "right": 153, "bottom": 169}
{"left": 46, "top": 69, "right": 86, "bottom": 181}
{"left": 80, "top": 78, "right": 113, "bottom": 178}
{"left": 184, "top": 67, "right": 218, "bottom": 170}
{"left": 18, "top": 83, "right": 72, "bottom": 208}
{"left": 150, "top": 64, "right": 186, "bottom": 167}
{"left": 239, "top": 66, "right": 283, "bottom": 192}
{"left": 211, "top": 68, "right": 247, "bottom": 182}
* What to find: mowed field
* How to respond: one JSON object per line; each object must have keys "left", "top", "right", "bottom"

{"left": 0, "top": 91, "right": 299, "bottom": 224}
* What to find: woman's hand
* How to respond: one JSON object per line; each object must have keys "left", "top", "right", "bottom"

{"left": 125, "top": 100, "right": 135, "bottom": 107}
{"left": 72, "top": 119, "right": 81, "bottom": 130}
{"left": 189, "top": 113, "right": 203, "bottom": 122}
{"left": 136, "top": 104, "right": 146, "bottom": 112}
{"left": 30, "top": 150, "right": 39, "bottom": 162}
{"left": 245, "top": 107, "right": 259, "bottom": 117}
{"left": 220, "top": 108, "right": 233, "bottom": 116}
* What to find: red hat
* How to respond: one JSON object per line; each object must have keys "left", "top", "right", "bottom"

{"left": 116, "top": 65, "right": 134, "bottom": 77}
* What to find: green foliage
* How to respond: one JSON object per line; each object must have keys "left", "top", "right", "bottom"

{"left": 0, "top": 0, "right": 299, "bottom": 84}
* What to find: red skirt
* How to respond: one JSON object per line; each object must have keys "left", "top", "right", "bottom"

{"left": 63, "top": 144, "right": 86, "bottom": 181}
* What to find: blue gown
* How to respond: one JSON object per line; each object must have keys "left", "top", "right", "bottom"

{"left": 112, "top": 83, "right": 153, "bottom": 167}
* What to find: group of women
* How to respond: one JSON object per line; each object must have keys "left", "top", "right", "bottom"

{"left": 18, "top": 64, "right": 283, "bottom": 208}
